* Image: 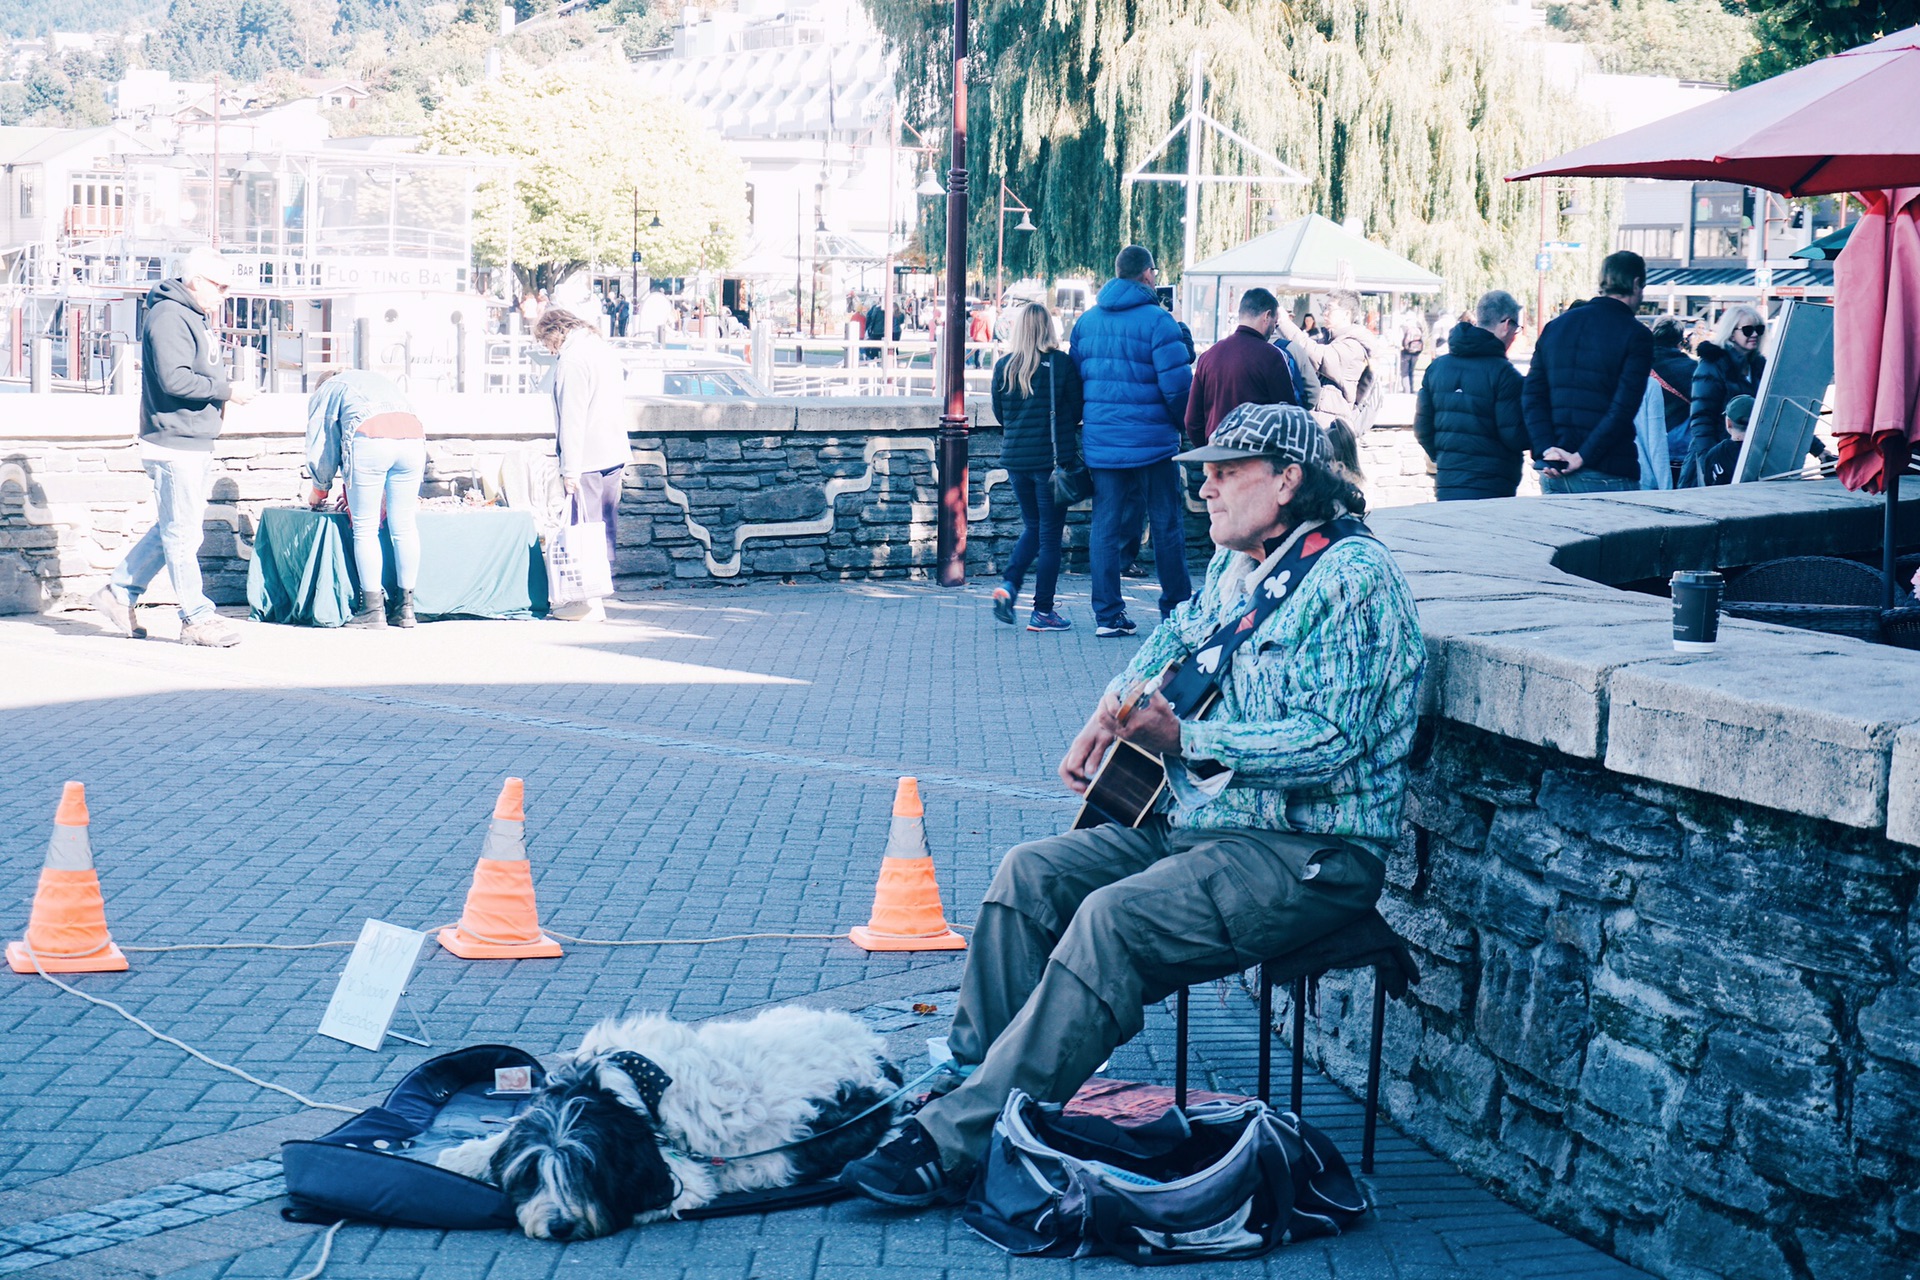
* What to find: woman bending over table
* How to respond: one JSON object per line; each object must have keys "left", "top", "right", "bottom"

{"left": 305, "top": 369, "right": 427, "bottom": 629}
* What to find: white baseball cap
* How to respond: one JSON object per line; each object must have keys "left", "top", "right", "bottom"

{"left": 178, "top": 246, "right": 236, "bottom": 289}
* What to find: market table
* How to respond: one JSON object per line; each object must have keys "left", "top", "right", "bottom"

{"left": 247, "top": 506, "right": 550, "bottom": 626}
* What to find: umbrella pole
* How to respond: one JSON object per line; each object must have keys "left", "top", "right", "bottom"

{"left": 1885, "top": 440, "right": 1902, "bottom": 613}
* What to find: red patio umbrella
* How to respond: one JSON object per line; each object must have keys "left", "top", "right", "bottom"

{"left": 1509, "top": 26, "right": 1920, "bottom": 196}
{"left": 1832, "top": 188, "right": 1920, "bottom": 494}
{"left": 1511, "top": 27, "right": 1920, "bottom": 609}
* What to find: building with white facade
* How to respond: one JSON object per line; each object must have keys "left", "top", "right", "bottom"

{"left": 631, "top": 0, "right": 930, "bottom": 334}
{"left": 2, "top": 79, "right": 500, "bottom": 390}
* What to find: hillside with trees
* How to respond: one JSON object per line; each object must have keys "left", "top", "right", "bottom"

{"left": 2, "top": 0, "right": 159, "bottom": 37}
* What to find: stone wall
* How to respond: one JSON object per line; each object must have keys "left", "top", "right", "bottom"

{"left": 1298, "top": 720, "right": 1918, "bottom": 1280}
{"left": 0, "top": 392, "right": 1229, "bottom": 613}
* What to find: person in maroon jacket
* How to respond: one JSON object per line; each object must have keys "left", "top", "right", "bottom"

{"left": 1184, "top": 288, "right": 1298, "bottom": 443}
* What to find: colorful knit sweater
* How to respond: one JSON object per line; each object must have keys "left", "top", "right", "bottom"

{"left": 1105, "top": 532, "right": 1426, "bottom": 853}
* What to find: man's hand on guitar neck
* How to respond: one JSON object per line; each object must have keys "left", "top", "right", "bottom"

{"left": 1114, "top": 689, "right": 1182, "bottom": 757}
{"left": 1059, "top": 691, "right": 1125, "bottom": 795}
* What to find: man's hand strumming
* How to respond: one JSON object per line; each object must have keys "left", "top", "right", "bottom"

{"left": 1059, "top": 692, "right": 1124, "bottom": 795}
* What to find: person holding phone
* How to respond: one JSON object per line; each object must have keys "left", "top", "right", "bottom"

{"left": 1521, "top": 251, "right": 1654, "bottom": 494}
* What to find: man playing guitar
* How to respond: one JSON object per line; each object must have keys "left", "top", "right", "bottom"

{"left": 843, "top": 403, "right": 1427, "bottom": 1207}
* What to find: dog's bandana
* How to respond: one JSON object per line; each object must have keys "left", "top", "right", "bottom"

{"left": 606, "top": 1051, "right": 674, "bottom": 1116}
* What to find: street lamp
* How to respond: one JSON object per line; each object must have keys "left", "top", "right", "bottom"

{"left": 632, "top": 193, "right": 660, "bottom": 322}
{"left": 996, "top": 180, "right": 1035, "bottom": 307}
{"left": 936, "top": 0, "right": 972, "bottom": 587}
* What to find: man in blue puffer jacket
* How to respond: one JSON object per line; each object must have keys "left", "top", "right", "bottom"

{"left": 1069, "top": 246, "right": 1194, "bottom": 635}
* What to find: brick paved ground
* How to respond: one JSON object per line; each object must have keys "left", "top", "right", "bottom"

{"left": 0, "top": 577, "right": 1646, "bottom": 1279}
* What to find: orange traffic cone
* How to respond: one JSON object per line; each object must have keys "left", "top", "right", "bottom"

{"left": 849, "top": 778, "right": 966, "bottom": 952}
{"left": 437, "top": 778, "right": 563, "bottom": 960}
{"left": 8, "top": 782, "right": 128, "bottom": 975}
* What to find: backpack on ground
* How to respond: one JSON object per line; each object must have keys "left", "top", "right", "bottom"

{"left": 963, "top": 1090, "right": 1368, "bottom": 1266}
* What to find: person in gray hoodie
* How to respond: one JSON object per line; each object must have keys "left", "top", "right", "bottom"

{"left": 535, "top": 307, "right": 629, "bottom": 622}
{"left": 92, "top": 247, "right": 254, "bottom": 647}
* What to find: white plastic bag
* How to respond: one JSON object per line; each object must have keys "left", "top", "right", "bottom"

{"left": 544, "top": 497, "right": 613, "bottom": 607}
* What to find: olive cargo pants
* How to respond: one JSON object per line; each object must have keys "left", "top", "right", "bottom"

{"left": 915, "top": 819, "right": 1385, "bottom": 1170}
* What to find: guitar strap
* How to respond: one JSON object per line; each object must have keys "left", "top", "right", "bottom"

{"left": 1159, "top": 516, "right": 1371, "bottom": 719}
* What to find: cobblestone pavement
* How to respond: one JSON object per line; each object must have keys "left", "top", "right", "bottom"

{"left": 1, "top": 577, "right": 1646, "bottom": 1279}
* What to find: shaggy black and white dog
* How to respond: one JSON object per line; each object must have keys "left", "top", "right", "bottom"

{"left": 437, "top": 1006, "right": 903, "bottom": 1239}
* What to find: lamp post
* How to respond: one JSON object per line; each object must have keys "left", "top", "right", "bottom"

{"left": 936, "top": 0, "right": 971, "bottom": 587}
{"left": 631, "top": 194, "right": 660, "bottom": 321}
{"left": 995, "top": 180, "right": 1034, "bottom": 308}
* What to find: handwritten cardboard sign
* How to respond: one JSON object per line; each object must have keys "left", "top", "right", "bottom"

{"left": 318, "top": 920, "right": 427, "bottom": 1051}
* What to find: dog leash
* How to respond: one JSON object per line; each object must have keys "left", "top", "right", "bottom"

{"left": 687, "top": 1061, "right": 947, "bottom": 1166}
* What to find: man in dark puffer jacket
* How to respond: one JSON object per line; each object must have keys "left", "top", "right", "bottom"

{"left": 1414, "top": 290, "right": 1528, "bottom": 500}
{"left": 1522, "top": 251, "right": 1654, "bottom": 493}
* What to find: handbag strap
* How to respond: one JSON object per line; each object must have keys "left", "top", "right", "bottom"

{"left": 1045, "top": 355, "right": 1062, "bottom": 469}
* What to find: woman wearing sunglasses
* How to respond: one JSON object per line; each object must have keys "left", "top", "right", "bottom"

{"left": 1682, "top": 306, "right": 1767, "bottom": 486}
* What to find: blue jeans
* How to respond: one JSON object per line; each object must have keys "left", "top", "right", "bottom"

{"left": 346, "top": 435, "right": 427, "bottom": 593}
{"left": 1002, "top": 469, "right": 1065, "bottom": 613}
{"left": 1541, "top": 469, "right": 1638, "bottom": 495}
{"left": 1090, "top": 460, "right": 1190, "bottom": 626}
{"left": 112, "top": 451, "right": 214, "bottom": 623}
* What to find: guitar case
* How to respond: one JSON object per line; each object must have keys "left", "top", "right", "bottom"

{"left": 281, "top": 1044, "right": 849, "bottom": 1230}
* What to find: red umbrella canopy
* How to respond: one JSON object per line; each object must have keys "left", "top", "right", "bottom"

{"left": 1832, "top": 188, "right": 1920, "bottom": 493}
{"left": 1508, "top": 26, "right": 1920, "bottom": 196}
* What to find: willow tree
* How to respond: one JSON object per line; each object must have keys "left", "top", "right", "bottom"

{"left": 866, "top": 0, "right": 1615, "bottom": 307}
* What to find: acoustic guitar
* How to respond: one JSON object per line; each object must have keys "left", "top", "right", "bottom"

{"left": 1066, "top": 516, "right": 1368, "bottom": 831}
{"left": 1070, "top": 663, "right": 1220, "bottom": 830}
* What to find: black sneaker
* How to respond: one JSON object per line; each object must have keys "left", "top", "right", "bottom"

{"left": 1095, "top": 617, "right": 1138, "bottom": 638}
{"left": 839, "top": 1120, "right": 964, "bottom": 1207}
{"left": 990, "top": 586, "right": 1015, "bottom": 625}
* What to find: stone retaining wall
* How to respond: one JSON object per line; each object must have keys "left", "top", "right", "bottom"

{"left": 1283, "top": 486, "right": 1920, "bottom": 1280}
{"left": 0, "top": 392, "right": 1444, "bottom": 613}
{"left": 1303, "top": 720, "right": 1918, "bottom": 1280}
{"left": 0, "top": 393, "right": 1226, "bottom": 613}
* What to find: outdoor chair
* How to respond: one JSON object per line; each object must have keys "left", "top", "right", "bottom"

{"left": 1171, "top": 909, "right": 1420, "bottom": 1174}
{"left": 1720, "top": 555, "right": 1900, "bottom": 642}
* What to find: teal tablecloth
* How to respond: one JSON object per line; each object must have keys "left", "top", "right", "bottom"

{"left": 247, "top": 507, "right": 550, "bottom": 626}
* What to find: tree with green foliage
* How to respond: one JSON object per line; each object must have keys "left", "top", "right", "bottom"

{"left": 1725, "top": 0, "right": 1920, "bottom": 84}
{"left": 863, "top": 0, "right": 1614, "bottom": 305}
{"left": 333, "top": 0, "right": 433, "bottom": 35}
{"left": 1, "top": 0, "right": 156, "bottom": 39}
{"left": 1546, "top": 0, "right": 1755, "bottom": 82}
{"left": 420, "top": 58, "right": 747, "bottom": 290}
{"left": 147, "top": 0, "right": 300, "bottom": 80}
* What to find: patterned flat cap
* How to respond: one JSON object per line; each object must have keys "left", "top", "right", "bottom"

{"left": 1174, "top": 402, "right": 1331, "bottom": 467}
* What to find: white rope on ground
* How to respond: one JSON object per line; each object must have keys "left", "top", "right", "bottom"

{"left": 123, "top": 941, "right": 358, "bottom": 952}
{"left": 288, "top": 1219, "right": 347, "bottom": 1280}
{"left": 23, "top": 921, "right": 974, "bottom": 1124}
{"left": 18, "top": 940, "right": 362, "bottom": 1115}
{"left": 547, "top": 930, "right": 844, "bottom": 946}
